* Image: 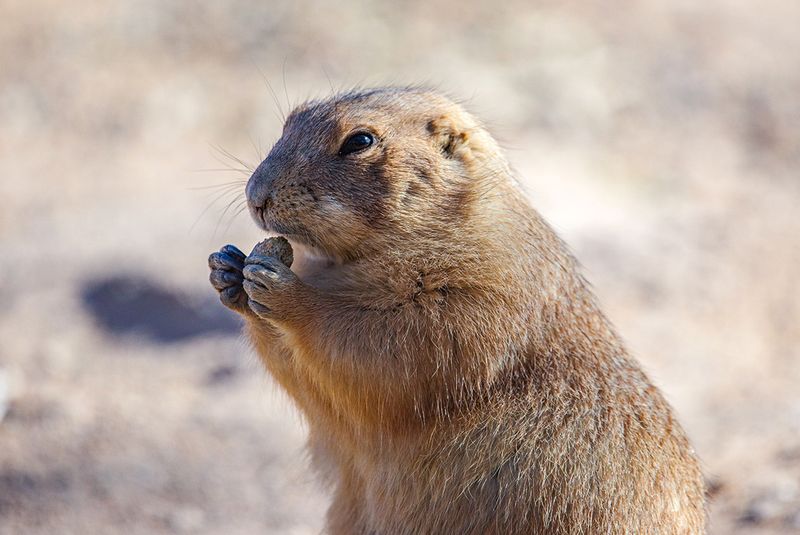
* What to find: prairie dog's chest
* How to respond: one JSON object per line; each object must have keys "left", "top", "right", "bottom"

{"left": 288, "top": 242, "right": 338, "bottom": 287}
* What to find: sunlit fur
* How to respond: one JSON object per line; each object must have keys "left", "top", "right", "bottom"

{"left": 243, "top": 87, "right": 706, "bottom": 534}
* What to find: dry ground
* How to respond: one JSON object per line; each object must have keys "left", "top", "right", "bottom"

{"left": 1, "top": 1, "right": 799, "bottom": 533}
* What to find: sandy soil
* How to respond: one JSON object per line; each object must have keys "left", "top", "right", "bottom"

{"left": 1, "top": 1, "right": 799, "bottom": 533}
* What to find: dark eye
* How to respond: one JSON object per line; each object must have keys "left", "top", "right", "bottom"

{"left": 339, "top": 132, "right": 374, "bottom": 156}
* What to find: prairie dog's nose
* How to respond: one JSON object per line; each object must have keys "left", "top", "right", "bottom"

{"left": 246, "top": 160, "right": 274, "bottom": 209}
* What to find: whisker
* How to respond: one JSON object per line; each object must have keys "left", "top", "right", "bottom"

{"left": 256, "top": 65, "right": 286, "bottom": 124}
{"left": 247, "top": 135, "right": 262, "bottom": 163}
{"left": 203, "top": 183, "right": 245, "bottom": 204}
{"left": 190, "top": 186, "right": 246, "bottom": 235}
{"left": 282, "top": 58, "right": 291, "bottom": 112}
{"left": 190, "top": 168, "right": 252, "bottom": 175}
{"left": 322, "top": 64, "right": 335, "bottom": 95}
{"left": 210, "top": 144, "right": 256, "bottom": 173}
{"left": 222, "top": 200, "right": 250, "bottom": 237}
{"left": 212, "top": 193, "right": 248, "bottom": 240}
{"left": 196, "top": 184, "right": 245, "bottom": 202}
{"left": 187, "top": 180, "right": 247, "bottom": 191}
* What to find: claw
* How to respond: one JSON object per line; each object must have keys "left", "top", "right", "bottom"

{"left": 243, "top": 263, "right": 283, "bottom": 282}
{"left": 247, "top": 299, "right": 271, "bottom": 318}
{"left": 220, "top": 286, "right": 246, "bottom": 309}
{"left": 210, "top": 269, "right": 243, "bottom": 290}
{"left": 220, "top": 244, "right": 246, "bottom": 261}
{"left": 209, "top": 251, "right": 245, "bottom": 271}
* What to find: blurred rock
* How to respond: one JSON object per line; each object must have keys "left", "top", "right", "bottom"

{"left": 166, "top": 506, "right": 206, "bottom": 533}
{"left": 4, "top": 395, "right": 58, "bottom": 424}
{"left": 738, "top": 498, "right": 780, "bottom": 526}
{"left": 789, "top": 509, "right": 800, "bottom": 530}
{"left": 0, "top": 367, "right": 8, "bottom": 423}
{"left": 80, "top": 275, "right": 241, "bottom": 344}
{"left": 737, "top": 485, "right": 800, "bottom": 529}
{"left": 0, "top": 469, "right": 71, "bottom": 513}
{"left": 206, "top": 363, "right": 239, "bottom": 386}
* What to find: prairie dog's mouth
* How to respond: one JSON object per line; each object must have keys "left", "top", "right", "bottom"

{"left": 248, "top": 201, "right": 342, "bottom": 266}
{"left": 250, "top": 214, "right": 337, "bottom": 268}
{"left": 250, "top": 204, "right": 305, "bottom": 240}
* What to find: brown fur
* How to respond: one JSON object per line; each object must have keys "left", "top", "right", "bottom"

{"left": 210, "top": 87, "right": 706, "bottom": 534}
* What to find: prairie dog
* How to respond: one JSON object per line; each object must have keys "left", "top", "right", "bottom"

{"left": 208, "top": 87, "right": 706, "bottom": 534}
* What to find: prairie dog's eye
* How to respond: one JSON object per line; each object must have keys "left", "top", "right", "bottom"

{"left": 339, "top": 132, "right": 374, "bottom": 156}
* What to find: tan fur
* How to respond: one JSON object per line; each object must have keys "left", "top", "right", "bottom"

{"left": 213, "top": 87, "right": 706, "bottom": 534}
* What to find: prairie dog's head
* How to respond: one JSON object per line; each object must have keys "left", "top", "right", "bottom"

{"left": 246, "top": 87, "right": 506, "bottom": 261}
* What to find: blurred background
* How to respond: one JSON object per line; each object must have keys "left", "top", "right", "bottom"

{"left": 1, "top": 0, "right": 798, "bottom": 533}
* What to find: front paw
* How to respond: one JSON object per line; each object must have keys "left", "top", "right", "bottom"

{"left": 242, "top": 253, "right": 300, "bottom": 320}
{"left": 208, "top": 244, "right": 249, "bottom": 314}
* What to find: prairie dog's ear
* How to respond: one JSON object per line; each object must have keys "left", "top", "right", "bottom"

{"left": 427, "top": 115, "right": 470, "bottom": 158}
